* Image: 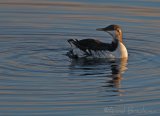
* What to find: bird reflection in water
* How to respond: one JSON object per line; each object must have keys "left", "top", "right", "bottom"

{"left": 69, "top": 57, "right": 128, "bottom": 89}
{"left": 105, "top": 58, "right": 128, "bottom": 89}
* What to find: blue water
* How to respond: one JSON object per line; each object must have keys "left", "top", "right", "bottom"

{"left": 0, "top": 0, "right": 160, "bottom": 115}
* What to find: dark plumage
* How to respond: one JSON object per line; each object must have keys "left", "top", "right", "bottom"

{"left": 68, "top": 38, "right": 118, "bottom": 55}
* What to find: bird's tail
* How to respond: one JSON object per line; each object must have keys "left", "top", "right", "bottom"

{"left": 67, "top": 39, "right": 78, "bottom": 47}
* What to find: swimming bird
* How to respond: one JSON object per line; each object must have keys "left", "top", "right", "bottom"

{"left": 67, "top": 24, "right": 128, "bottom": 59}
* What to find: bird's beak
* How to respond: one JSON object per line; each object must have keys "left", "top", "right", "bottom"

{"left": 96, "top": 27, "right": 113, "bottom": 31}
{"left": 96, "top": 28, "right": 105, "bottom": 31}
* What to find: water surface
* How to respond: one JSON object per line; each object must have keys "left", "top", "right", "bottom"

{"left": 0, "top": 0, "right": 160, "bottom": 115}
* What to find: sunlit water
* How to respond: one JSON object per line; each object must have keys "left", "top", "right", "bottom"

{"left": 0, "top": 0, "right": 160, "bottom": 115}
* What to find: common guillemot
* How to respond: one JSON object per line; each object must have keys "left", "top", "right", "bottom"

{"left": 67, "top": 24, "right": 128, "bottom": 59}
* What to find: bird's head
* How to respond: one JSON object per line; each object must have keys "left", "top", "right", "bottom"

{"left": 96, "top": 24, "right": 123, "bottom": 42}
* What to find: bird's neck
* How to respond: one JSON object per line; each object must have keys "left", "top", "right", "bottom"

{"left": 112, "top": 34, "right": 128, "bottom": 58}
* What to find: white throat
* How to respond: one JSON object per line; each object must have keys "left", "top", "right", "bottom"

{"left": 119, "top": 42, "right": 128, "bottom": 58}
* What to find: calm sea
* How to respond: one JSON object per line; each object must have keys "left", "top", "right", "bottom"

{"left": 0, "top": 0, "right": 159, "bottom": 115}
